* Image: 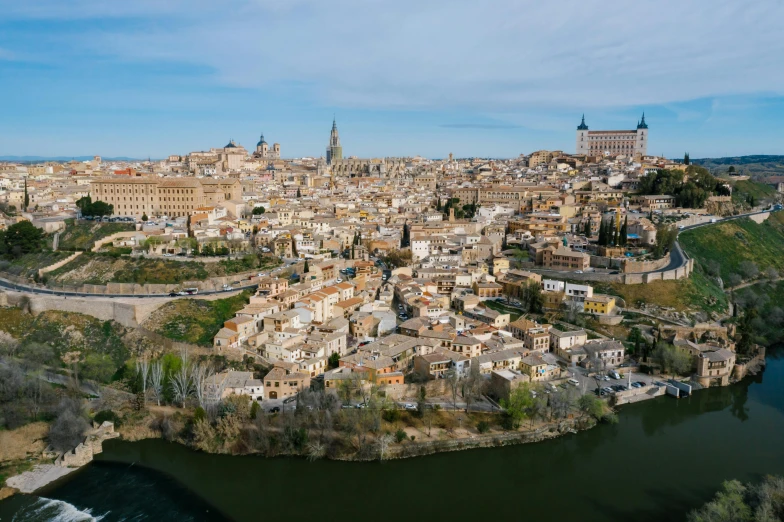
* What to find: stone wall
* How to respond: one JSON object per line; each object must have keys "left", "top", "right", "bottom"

{"left": 38, "top": 251, "right": 83, "bottom": 277}
{"left": 733, "top": 346, "right": 766, "bottom": 381}
{"left": 613, "top": 385, "right": 666, "bottom": 405}
{"left": 622, "top": 253, "right": 671, "bottom": 274}
{"left": 92, "top": 231, "right": 139, "bottom": 252}
{"left": 6, "top": 292, "right": 168, "bottom": 328}
{"left": 382, "top": 379, "right": 451, "bottom": 400}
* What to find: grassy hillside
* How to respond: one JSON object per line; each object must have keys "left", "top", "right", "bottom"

{"left": 680, "top": 212, "right": 784, "bottom": 281}
{"left": 730, "top": 179, "right": 778, "bottom": 206}
{"left": 141, "top": 291, "right": 251, "bottom": 345}
{"left": 44, "top": 253, "right": 280, "bottom": 286}
{"left": 54, "top": 220, "right": 135, "bottom": 251}
{"left": 0, "top": 307, "right": 132, "bottom": 383}
{"left": 694, "top": 155, "right": 784, "bottom": 177}
{"left": 596, "top": 271, "right": 728, "bottom": 315}
{"left": 733, "top": 280, "right": 784, "bottom": 345}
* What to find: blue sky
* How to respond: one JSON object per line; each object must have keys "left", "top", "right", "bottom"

{"left": 1, "top": 0, "right": 783, "bottom": 159}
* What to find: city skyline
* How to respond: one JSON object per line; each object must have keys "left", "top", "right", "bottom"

{"left": 1, "top": 0, "right": 783, "bottom": 159}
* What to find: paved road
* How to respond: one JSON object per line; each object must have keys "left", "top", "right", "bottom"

{"left": 0, "top": 276, "right": 260, "bottom": 299}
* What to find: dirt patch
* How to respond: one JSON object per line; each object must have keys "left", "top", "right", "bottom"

{"left": 0, "top": 422, "right": 49, "bottom": 462}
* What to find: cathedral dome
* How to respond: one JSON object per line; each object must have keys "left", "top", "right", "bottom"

{"left": 257, "top": 134, "right": 267, "bottom": 147}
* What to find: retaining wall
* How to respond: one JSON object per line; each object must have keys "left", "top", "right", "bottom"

{"left": 38, "top": 251, "right": 83, "bottom": 277}
{"left": 622, "top": 253, "right": 671, "bottom": 274}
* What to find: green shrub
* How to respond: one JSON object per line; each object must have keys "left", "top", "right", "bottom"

{"left": 93, "top": 409, "right": 121, "bottom": 427}
{"left": 477, "top": 420, "right": 490, "bottom": 434}
{"left": 395, "top": 428, "right": 407, "bottom": 443}
{"left": 250, "top": 401, "right": 260, "bottom": 420}
{"left": 382, "top": 408, "right": 400, "bottom": 423}
{"left": 194, "top": 407, "right": 206, "bottom": 423}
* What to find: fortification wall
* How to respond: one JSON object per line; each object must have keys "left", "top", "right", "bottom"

{"left": 622, "top": 253, "right": 671, "bottom": 274}
{"left": 38, "top": 252, "right": 83, "bottom": 277}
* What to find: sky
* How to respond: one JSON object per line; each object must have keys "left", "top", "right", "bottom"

{"left": 1, "top": 0, "right": 783, "bottom": 160}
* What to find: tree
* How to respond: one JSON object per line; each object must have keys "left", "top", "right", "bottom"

{"left": 445, "top": 369, "right": 460, "bottom": 412}
{"left": 683, "top": 152, "right": 690, "bottom": 165}
{"left": 48, "top": 398, "right": 89, "bottom": 451}
{"left": 652, "top": 342, "right": 692, "bottom": 375}
{"left": 252, "top": 206, "right": 266, "bottom": 215}
{"left": 688, "top": 480, "right": 751, "bottom": 522}
{"left": 583, "top": 220, "right": 591, "bottom": 237}
{"left": 462, "top": 363, "right": 484, "bottom": 412}
{"left": 145, "top": 235, "right": 163, "bottom": 254}
{"left": 738, "top": 261, "right": 759, "bottom": 281}
{"left": 728, "top": 165, "right": 736, "bottom": 174}
{"left": 141, "top": 213, "right": 148, "bottom": 222}
{"left": 136, "top": 357, "right": 150, "bottom": 404}
{"left": 578, "top": 393, "right": 604, "bottom": 421}
{"left": 620, "top": 216, "right": 628, "bottom": 247}
{"left": 149, "top": 360, "right": 164, "bottom": 406}
{"left": 190, "top": 361, "right": 214, "bottom": 409}
{"left": 3, "top": 220, "right": 44, "bottom": 257}
{"left": 377, "top": 432, "right": 394, "bottom": 461}
{"left": 304, "top": 259, "right": 310, "bottom": 273}
{"left": 24, "top": 179, "right": 29, "bottom": 210}
{"left": 328, "top": 352, "right": 340, "bottom": 369}
{"left": 169, "top": 351, "right": 195, "bottom": 407}
{"left": 735, "top": 308, "right": 758, "bottom": 355}
{"left": 501, "top": 384, "right": 534, "bottom": 429}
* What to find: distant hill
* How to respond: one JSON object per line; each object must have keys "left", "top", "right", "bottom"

{"left": 0, "top": 156, "right": 148, "bottom": 163}
{"left": 692, "top": 155, "right": 784, "bottom": 178}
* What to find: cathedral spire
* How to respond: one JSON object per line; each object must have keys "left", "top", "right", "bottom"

{"left": 577, "top": 114, "right": 588, "bottom": 130}
{"left": 637, "top": 112, "right": 648, "bottom": 129}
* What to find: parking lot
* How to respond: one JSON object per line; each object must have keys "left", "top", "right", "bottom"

{"left": 561, "top": 366, "right": 658, "bottom": 398}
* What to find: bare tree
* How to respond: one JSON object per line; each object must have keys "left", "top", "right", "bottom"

{"left": 462, "top": 363, "right": 484, "bottom": 412}
{"left": 170, "top": 361, "right": 194, "bottom": 407}
{"left": 191, "top": 361, "right": 215, "bottom": 408}
{"left": 377, "top": 432, "right": 394, "bottom": 461}
{"left": 0, "top": 331, "right": 20, "bottom": 357}
{"left": 48, "top": 398, "right": 88, "bottom": 451}
{"left": 136, "top": 356, "right": 150, "bottom": 403}
{"left": 446, "top": 368, "right": 460, "bottom": 412}
{"left": 149, "top": 360, "right": 164, "bottom": 406}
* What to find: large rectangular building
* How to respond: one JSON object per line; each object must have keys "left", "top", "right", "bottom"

{"left": 89, "top": 176, "right": 242, "bottom": 218}
{"left": 575, "top": 114, "right": 648, "bottom": 157}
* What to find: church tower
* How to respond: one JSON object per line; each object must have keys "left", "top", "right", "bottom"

{"left": 575, "top": 114, "right": 588, "bottom": 155}
{"left": 326, "top": 118, "right": 343, "bottom": 165}
{"left": 256, "top": 133, "right": 268, "bottom": 158}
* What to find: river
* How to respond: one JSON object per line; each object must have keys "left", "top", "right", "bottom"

{"left": 2, "top": 350, "right": 783, "bottom": 522}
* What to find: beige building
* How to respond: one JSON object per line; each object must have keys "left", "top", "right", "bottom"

{"left": 89, "top": 177, "right": 242, "bottom": 219}
{"left": 575, "top": 114, "right": 648, "bottom": 157}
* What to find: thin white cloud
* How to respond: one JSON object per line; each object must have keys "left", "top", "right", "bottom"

{"left": 5, "top": 0, "right": 784, "bottom": 111}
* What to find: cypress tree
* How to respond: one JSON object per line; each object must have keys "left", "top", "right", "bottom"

{"left": 297, "top": 187, "right": 302, "bottom": 198}
{"left": 583, "top": 221, "right": 591, "bottom": 237}
{"left": 304, "top": 259, "right": 310, "bottom": 273}
{"left": 24, "top": 179, "right": 29, "bottom": 210}
{"left": 598, "top": 220, "right": 606, "bottom": 246}
{"left": 620, "top": 216, "right": 628, "bottom": 246}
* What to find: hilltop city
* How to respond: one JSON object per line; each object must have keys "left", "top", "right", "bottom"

{"left": 0, "top": 114, "right": 773, "bottom": 477}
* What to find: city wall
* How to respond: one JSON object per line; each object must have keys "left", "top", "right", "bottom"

{"left": 5, "top": 292, "right": 167, "bottom": 328}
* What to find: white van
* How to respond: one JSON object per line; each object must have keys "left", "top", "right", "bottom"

{"left": 609, "top": 370, "right": 621, "bottom": 380}
{"left": 567, "top": 378, "right": 580, "bottom": 387}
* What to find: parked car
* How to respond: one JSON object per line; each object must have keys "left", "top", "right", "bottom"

{"left": 567, "top": 378, "right": 580, "bottom": 387}
{"left": 609, "top": 370, "right": 621, "bottom": 380}
{"left": 168, "top": 292, "right": 179, "bottom": 297}
{"left": 634, "top": 381, "right": 647, "bottom": 387}
{"left": 223, "top": 286, "right": 233, "bottom": 291}
{"left": 631, "top": 382, "right": 643, "bottom": 389}
{"left": 602, "top": 387, "right": 614, "bottom": 394}
{"left": 336, "top": 278, "right": 343, "bottom": 283}
{"left": 404, "top": 403, "right": 417, "bottom": 411}
{"left": 283, "top": 397, "right": 296, "bottom": 404}
{"left": 269, "top": 407, "right": 281, "bottom": 413}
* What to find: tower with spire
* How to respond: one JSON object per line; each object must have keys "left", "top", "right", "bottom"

{"left": 326, "top": 117, "right": 343, "bottom": 165}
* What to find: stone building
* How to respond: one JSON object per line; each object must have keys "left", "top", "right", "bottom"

{"left": 575, "top": 114, "right": 648, "bottom": 157}
{"left": 89, "top": 177, "right": 242, "bottom": 219}
{"left": 253, "top": 133, "right": 280, "bottom": 159}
